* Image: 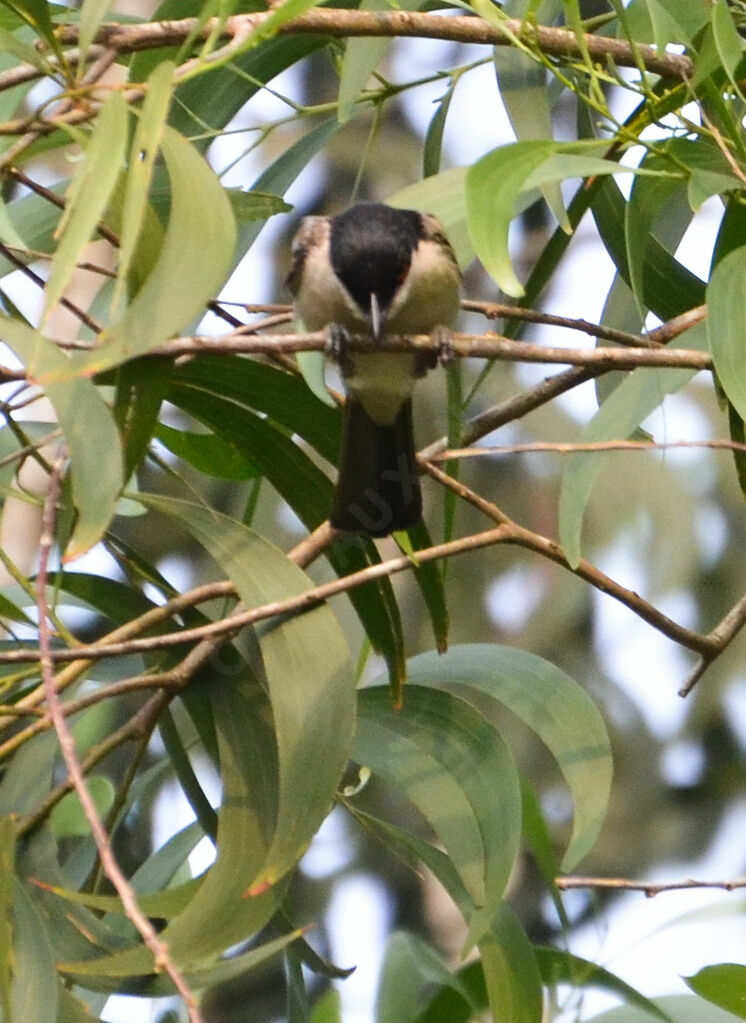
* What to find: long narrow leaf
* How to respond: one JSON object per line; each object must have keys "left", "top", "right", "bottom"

{"left": 0, "top": 318, "right": 124, "bottom": 558}
{"left": 43, "top": 92, "right": 128, "bottom": 323}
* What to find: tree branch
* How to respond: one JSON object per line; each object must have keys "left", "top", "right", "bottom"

{"left": 50, "top": 11, "right": 694, "bottom": 81}
{"left": 34, "top": 450, "right": 204, "bottom": 1020}
{"left": 557, "top": 874, "right": 746, "bottom": 897}
{"left": 135, "top": 330, "right": 712, "bottom": 371}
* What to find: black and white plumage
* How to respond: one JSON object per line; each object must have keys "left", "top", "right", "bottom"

{"left": 287, "top": 201, "right": 461, "bottom": 537}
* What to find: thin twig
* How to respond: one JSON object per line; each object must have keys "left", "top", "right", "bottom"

{"left": 434, "top": 438, "right": 746, "bottom": 459}
{"left": 421, "top": 459, "right": 718, "bottom": 657}
{"left": 557, "top": 874, "right": 746, "bottom": 897}
{"left": 34, "top": 450, "right": 204, "bottom": 1021}
{"left": 461, "top": 299, "right": 657, "bottom": 349}
{"left": 1, "top": 525, "right": 513, "bottom": 665}
{"left": 0, "top": 240, "right": 102, "bottom": 334}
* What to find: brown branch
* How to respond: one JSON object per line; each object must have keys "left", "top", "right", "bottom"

{"left": 557, "top": 874, "right": 746, "bottom": 897}
{"left": 435, "top": 438, "right": 746, "bottom": 459}
{"left": 461, "top": 299, "right": 658, "bottom": 349}
{"left": 678, "top": 594, "right": 746, "bottom": 697}
{"left": 421, "top": 459, "right": 719, "bottom": 658}
{"left": 0, "top": 240, "right": 102, "bottom": 334}
{"left": 34, "top": 451, "right": 203, "bottom": 1020}
{"left": 0, "top": 525, "right": 512, "bottom": 666}
{"left": 51, "top": 11, "right": 694, "bottom": 81}
{"left": 138, "top": 331, "right": 711, "bottom": 371}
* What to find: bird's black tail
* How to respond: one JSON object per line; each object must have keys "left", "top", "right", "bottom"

{"left": 330, "top": 398, "right": 422, "bottom": 537}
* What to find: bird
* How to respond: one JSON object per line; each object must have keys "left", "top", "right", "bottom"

{"left": 286, "top": 201, "right": 461, "bottom": 537}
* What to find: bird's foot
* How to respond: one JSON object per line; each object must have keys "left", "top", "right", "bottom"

{"left": 432, "top": 325, "right": 456, "bottom": 366}
{"left": 325, "top": 323, "right": 351, "bottom": 362}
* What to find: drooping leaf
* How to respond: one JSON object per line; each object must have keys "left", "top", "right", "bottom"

{"left": 375, "top": 931, "right": 474, "bottom": 1023}
{"left": 0, "top": 816, "right": 15, "bottom": 1022}
{"left": 136, "top": 495, "right": 355, "bottom": 892}
{"left": 536, "top": 948, "right": 673, "bottom": 1022}
{"left": 591, "top": 176, "right": 706, "bottom": 320}
{"left": 113, "top": 356, "right": 173, "bottom": 481}
{"left": 423, "top": 81, "right": 455, "bottom": 179}
{"left": 587, "top": 993, "right": 746, "bottom": 1022}
{"left": 685, "top": 965, "right": 746, "bottom": 1021}
{"left": 0, "top": 0, "right": 60, "bottom": 57}
{"left": 479, "top": 905, "right": 543, "bottom": 1023}
{"left": 708, "top": 246, "right": 746, "bottom": 422}
{"left": 114, "top": 59, "right": 175, "bottom": 310}
{"left": 403, "top": 645, "right": 612, "bottom": 870}
{"left": 355, "top": 684, "right": 522, "bottom": 940}
{"left": 466, "top": 141, "right": 666, "bottom": 296}
{"left": 156, "top": 421, "right": 258, "bottom": 479}
{"left": 493, "top": 44, "right": 568, "bottom": 230}
{"left": 49, "top": 776, "right": 115, "bottom": 839}
{"left": 0, "top": 318, "right": 124, "bottom": 558}
{"left": 78, "top": 0, "right": 116, "bottom": 64}
{"left": 558, "top": 321, "right": 707, "bottom": 569}
{"left": 12, "top": 881, "right": 59, "bottom": 1022}
{"left": 43, "top": 91, "right": 128, "bottom": 323}
{"left": 337, "top": 0, "right": 423, "bottom": 124}
{"left": 56, "top": 126, "right": 236, "bottom": 378}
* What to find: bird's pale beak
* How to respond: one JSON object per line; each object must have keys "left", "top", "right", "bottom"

{"left": 369, "top": 292, "right": 385, "bottom": 344}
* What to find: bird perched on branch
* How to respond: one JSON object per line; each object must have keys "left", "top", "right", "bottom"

{"left": 287, "top": 201, "right": 461, "bottom": 537}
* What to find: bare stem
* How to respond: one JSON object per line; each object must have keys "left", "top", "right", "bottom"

{"left": 34, "top": 451, "right": 204, "bottom": 1021}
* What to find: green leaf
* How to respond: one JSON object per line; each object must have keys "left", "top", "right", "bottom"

{"left": 62, "top": 126, "right": 236, "bottom": 378}
{"left": 337, "top": 0, "right": 422, "bottom": 123}
{"left": 355, "top": 684, "right": 521, "bottom": 940}
{"left": 558, "top": 321, "right": 707, "bottom": 569}
{"left": 466, "top": 141, "right": 661, "bottom": 296}
{"left": 0, "top": 816, "right": 15, "bottom": 1023}
{"left": 686, "top": 965, "right": 746, "bottom": 1020}
{"left": 392, "top": 167, "right": 472, "bottom": 270}
{"left": 0, "top": 318, "right": 124, "bottom": 558}
{"left": 537, "top": 948, "right": 674, "bottom": 1021}
{"left": 183, "top": 929, "right": 303, "bottom": 989}
{"left": 113, "top": 356, "right": 173, "bottom": 481}
{"left": 423, "top": 82, "right": 455, "bottom": 179}
{"left": 12, "top": 881, "right": 58, "bottom": 1022}
{"left": 712, "top": 0, "right": 745, "bottom": 90}
{"left": 156, "top": 421, "right": 258, "bottom": 479}
{"left": 136, "top": 495, "right": 355, "bottom": 891}
{"left": 587, "top": 993, "right": 746, "bottom": 1022}
{"left": 479, "top": 904, "right": 542, "bottom": 1023}
{"left": 43, "top": 91, "right": 128, "bottom": 323}
{"left": 78, "top": 0, "right": 116, "bottom": 64}
{"left": 403, "top": 519, "right": 449, "bottom": 654}
{"left": 403, "top": 645, "right": 612, "bottom": 870}
{"left": 493, "top": 45, "right": 568, "bottom": 230}
{"left": 49, "top": 777, "right": 115, "bottom": 839}
{"left": 625, "top": 159, "right": 691, "bottom": 317}
{"left": 227, "top": 188, "right": 291, "bottom": 223}
{"left": 375, "top": 931, "right": 473, "bottom": 1023}
{"left": 591, "top": 176, "right": 706, "bottom": 320}
{"left": 466, "top": 141, "right": 552, "bottom": 296}
{"left": 311, "top": 988, "right": 343, "bottom": 1023}
{"left": 114, "top": 60, "right": 175, "bottom": 311}
{"left": 0, "top": 23, "right": 48, "bottom": 71}
{"left": 708, "top": 246, "right": 746, "bottom": 421}
{"left": 0, "top": 0, "right": 60, "bottom": 57}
